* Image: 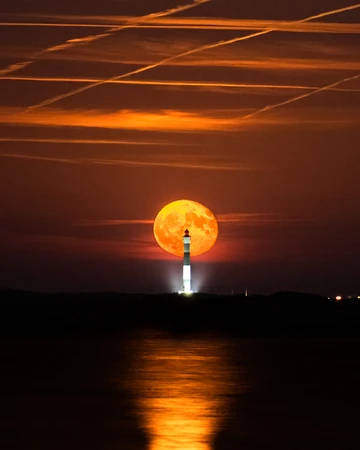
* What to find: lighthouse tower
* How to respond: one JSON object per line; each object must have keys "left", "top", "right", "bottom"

{"left": 181, "top": 229, "right": 192, "bottom": 294}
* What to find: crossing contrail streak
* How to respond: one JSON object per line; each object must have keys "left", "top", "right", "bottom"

{"left": 23, "top": 3, "right": 360, "bottom": 112}
{"left": 241, "top": 73, "right": 360, "bottom": 121}
{"left": 0, "top": 0, "right": 209, "bottom": 77}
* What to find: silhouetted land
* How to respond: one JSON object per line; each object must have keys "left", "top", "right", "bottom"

{"left": 1, "top": 289, "right": 360, "bottom": 336}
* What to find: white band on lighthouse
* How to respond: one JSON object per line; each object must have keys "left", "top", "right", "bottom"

{"left": 183, "top": 265, "right": 191, "bottom": 293}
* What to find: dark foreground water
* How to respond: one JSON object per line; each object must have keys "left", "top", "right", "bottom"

{"left": 1, "top": 333, "right": 360, "bottom": 449}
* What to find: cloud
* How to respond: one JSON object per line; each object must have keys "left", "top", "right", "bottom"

{"left": 0, "top": 137, "right": 191, "bottom": 146}
{"left": 0, "top": 153, "right": 253, "bottom": 172}
{"left": 74, "top": 214, "right": 311, "bottom": 228}
{"left": 0, "top": 137, "right": 165, "bottom": 146}
{"left": 3, "top": 45, "right": 359, "bottom": 75}
{"left": 75, "top": 219, "right": 154, "bottom": 226}
{"left": 217, "top": 213, "right": 313, "bottom": 224}
{"left": 0, "top": 107, "right": 244, "bottom": 131}
{"left": 0, "top": 154, "right": 79, "bottom": 164}
{"left": 1, "top": 105, "right": 359, "bottom": 133}
{"left": 6, "top": 36, "right": 357, "bottom": 74}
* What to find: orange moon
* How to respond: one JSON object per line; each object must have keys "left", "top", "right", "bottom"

{"left": 153, "top": 199, "right": 218, "bottom": 257}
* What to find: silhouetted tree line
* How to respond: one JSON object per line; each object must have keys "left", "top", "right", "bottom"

{"left": 1, "top": 289, "right": 360, "bottom": 336}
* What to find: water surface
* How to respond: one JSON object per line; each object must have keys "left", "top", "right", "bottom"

{"left": 1, "top": 334, "right": 360, "bottom": 449}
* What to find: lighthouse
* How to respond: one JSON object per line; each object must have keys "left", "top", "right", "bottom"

{"left": 181, "top": 229, "right": 193, "bottom": 294}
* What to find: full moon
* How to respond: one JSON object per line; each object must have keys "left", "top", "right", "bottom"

{"left": 153, "top": 199, "right": 218, "bottom": 257}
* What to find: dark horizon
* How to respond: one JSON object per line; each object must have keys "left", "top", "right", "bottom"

{"left": 2, "top": 289, "right": 360, "bottom": 338}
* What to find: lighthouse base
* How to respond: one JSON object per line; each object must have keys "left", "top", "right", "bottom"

{"left": 179, "top": 264, "right": 192, "bottom": 294}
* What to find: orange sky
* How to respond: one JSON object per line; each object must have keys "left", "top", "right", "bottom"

{"left": 0, "top": 0, "right": 359, "bottom": 295}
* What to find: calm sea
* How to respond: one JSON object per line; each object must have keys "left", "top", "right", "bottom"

{"left": 1, "top": 333, "right": 360, "bottom": 449}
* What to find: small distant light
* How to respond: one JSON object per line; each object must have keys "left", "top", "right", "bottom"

{"left": 336, "top": 296, "right": 342, "bottom": 301}
{"left": 358, "top": 296, "right": 360, "bottom": 299}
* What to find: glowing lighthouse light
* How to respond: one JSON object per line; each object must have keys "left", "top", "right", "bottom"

{"left": 179, "top": 229, "right": 193, "bottom": 295}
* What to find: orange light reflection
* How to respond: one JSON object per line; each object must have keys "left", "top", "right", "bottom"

{"left": 129, "top": 337, "right": 239, "bottom": 450}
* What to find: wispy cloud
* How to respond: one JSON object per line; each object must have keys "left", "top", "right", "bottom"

{"left": 0, "top": 107, "right": 244, "bottom": 131}
{"left": 217, "top": 213, "right": 313, "bottom": 223}
{"left": 0, "top": 153, "right": 253, "bottom": 172}
{"left": 0, "top": 154, "right": 80, "bottom": 164}
{"left": 74, "top": 214, "right": 312, "bottom": 228}
{"left": 0, "top": 0, "right": 209, "bottom": 77}
{"left": 1, "top": 106, "right": 358, "bottom": 132}
{"left": 75, "top": 219, "right": 154, "bottom": 226}
{"left": 4, "top": 36, "right": 359, "bottom": 72}
{"left": 0, "top": 137, "right": 192, "bottom": 146}
{"left": 3, "top": 42, "right": 360, "bottom": 69}
{"left": 21, "top": 3, "right": 360, "bottom": 112}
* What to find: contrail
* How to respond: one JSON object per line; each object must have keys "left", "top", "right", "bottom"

{"left": 23, "top": 3, "right": 360, "bottom": 112}
{"left": 0, "top": 0, "right": 210, "bottom": 77}
{"left": 241, "top": 73, "right": 360, "bottom": 121}
{"left": 0, "top": 22, "right": 114, "bottom": 28}
{"left": 5, "top": 75, "right": 360, "bottom": 93}
{"left": 2, "top": 19, "right": 360, "bottom": 34}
